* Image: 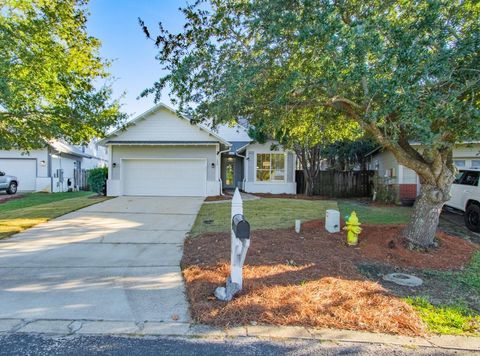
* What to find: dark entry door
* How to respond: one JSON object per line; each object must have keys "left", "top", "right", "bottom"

{"left": 224, "top": 158, "right": 235, "bottom": 189}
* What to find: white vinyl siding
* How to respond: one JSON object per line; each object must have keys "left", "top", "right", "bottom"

{"left": 111, "top": 108, "right": 218, "bottom": 143}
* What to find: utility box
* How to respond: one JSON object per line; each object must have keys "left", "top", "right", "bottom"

{"left": 325, "top": 209, "right": 340, "bottom": 233}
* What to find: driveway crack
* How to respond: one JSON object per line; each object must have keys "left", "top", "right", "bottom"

{"left": 68, "top": 320, "right": 83, "bottom": 334}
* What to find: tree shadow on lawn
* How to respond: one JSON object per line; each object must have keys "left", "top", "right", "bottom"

{"left": 182, "top": 220, "right": 478, "bottom": 336}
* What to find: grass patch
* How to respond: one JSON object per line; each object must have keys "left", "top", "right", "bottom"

{"left": 425, "top": 251, "right": 480, "bottom": 302}
{"left": 405, "top": 253, "right": 480, "bottom": 335}
{"left": 406, "top": 297, "right": 480, "bottom": 335}
{"left": 0, "top": 191, "right": 93, "bottom": 212}
{"left": 0, "top": 192, "right": 108, "bottom": 239}
{"left": 338, "top": 201, "right": 412, "bottom": 224}
{"left": 191, "top": 198, "right": 338, "bottom": 236}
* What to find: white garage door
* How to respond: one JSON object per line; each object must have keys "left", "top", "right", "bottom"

{"left": 122, "top": 159, "right": 207, "bottom": 196}
{"left": 0, "top": 159, "right": 36, "bottom": 191}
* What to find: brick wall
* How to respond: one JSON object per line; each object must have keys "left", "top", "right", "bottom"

{"left": 399, "top": 184, "right": 418, "bottom": 199}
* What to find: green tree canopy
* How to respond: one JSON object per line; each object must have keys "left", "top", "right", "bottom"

{"left": 0, "top": 0, "right": 125, "bottom": 150}
{"left": 247, "top": 107, "right": 362, "bottom": 195}
{"left": 142, "top": 0, "right": 480, "bottom": 247}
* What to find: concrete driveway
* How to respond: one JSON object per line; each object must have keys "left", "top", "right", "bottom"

{"left": 0, "top": 196, "right": 204, "bottom": 324}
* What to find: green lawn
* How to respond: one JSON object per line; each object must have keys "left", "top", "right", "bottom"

{"left": 0, "top": 192, "right": 109, "bottom": 239}
{"left": 191, "top": 198, "right": 338, "bottom": 236}
{"left": 338, "top": 200, "right": 412, "bottom": 224}
{"left": 191, "top": 198, "right": 413, "bottom": 236}
{"left": 405, "top": 252, "right": 480, "bottom": 335}
{"left": 406, "top": 251, "right": 480, "bottom": 335}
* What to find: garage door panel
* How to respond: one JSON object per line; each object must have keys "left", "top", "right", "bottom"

{"left": 0, "top": 159, "right": 36, "bottom": 191}
{"left": 122, "top": 159, "right": 206, "bottom": 196}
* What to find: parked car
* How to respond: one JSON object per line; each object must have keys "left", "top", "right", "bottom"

{"left": 445, "top": 168, "right": 480, "bottom": 232}
{"left": 0, "top": 171, "right": 18, "bottom": 194}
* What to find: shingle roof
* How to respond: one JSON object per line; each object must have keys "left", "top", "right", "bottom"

{"left": 229, "top": 141, "right": 251, "bottom": 154}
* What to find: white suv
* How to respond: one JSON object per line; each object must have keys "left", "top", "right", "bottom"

{"left": 445, "top": 168, "right": 480, "bottom": 232}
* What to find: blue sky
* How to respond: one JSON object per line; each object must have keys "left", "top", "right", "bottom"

{"left": 87, "top": 0, "right": 189, "bottom": 118}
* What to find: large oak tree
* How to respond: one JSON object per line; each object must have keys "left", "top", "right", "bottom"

{"left": 141, "top": 0, "right": 480, "bottom": 248}
{"left": 0, "top": 0, "right": 125, "bottom": 150}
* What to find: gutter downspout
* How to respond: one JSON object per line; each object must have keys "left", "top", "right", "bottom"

{"left": 217, "top": 147, "right": 231, "bottom": 195}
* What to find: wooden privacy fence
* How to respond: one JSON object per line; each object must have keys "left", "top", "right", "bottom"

{"left": 74, "top": 169, "right": 90, "bottom": 191}
{"left": 296, "top": 170, "right": 374, "bottom": 197}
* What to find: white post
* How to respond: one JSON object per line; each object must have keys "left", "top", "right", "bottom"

{"left": 295, "top": 219, "right": 301, "bottom": 233}
{"left": 214, "top": 187, "right": 250, "bottom": 301}
{"left": 230, "top": 188, "right": 243, "bottom": 287}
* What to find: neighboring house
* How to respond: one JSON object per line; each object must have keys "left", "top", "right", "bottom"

{"left": 98, "top": 103, "right": 296, "bottom": 197}
{"left": 366, "top": 142, "right": 480, "bottom": 201}
{"left": 75, "top": 139, "right": 109, "bottom": 170}
{"left": 0, "top": 140, "right": 107, "bottom": 193}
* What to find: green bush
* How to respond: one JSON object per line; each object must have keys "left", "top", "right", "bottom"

{"left": 87, "top": 167, "right": 108, "bottom": 195}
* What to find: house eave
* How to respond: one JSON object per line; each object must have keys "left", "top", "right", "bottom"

{"left": 104, "top": 140, "right": 228, "bottom": 146}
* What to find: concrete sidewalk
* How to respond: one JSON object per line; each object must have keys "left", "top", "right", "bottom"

{"left": 0, "top": 196, "right": 204, "bottom": 323}
{"left": 0, "top": 319, "right": 478, "bottom": 352}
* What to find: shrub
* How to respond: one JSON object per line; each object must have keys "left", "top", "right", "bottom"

{"left": 87, "top": 167, "right": 108, "bottom": 195}
{"left": 372, "top": 174, "right": 398, "bottom": 204}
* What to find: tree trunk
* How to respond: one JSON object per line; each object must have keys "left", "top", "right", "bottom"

{"left": 403, "top": 181, "right": 452, "bottom": 249}
{"left": 295, "top": 144, "right": 321, "bottom": 196}
{"left": 304, "top": 171, "right": 315, "bottom": 196}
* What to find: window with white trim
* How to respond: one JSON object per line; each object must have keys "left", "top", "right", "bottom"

{"left": 454, "top": 160, "right": 466, "bottom": 168}
{"left": 256, "top": 153, "right": 285, "bottom": 182}
{"left": 471, "top": 160, "right": 480, "bottom": 168}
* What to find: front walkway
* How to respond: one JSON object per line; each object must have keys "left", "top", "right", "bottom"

{"left": 0, "top": 196, "right": 204, "bottom": 324}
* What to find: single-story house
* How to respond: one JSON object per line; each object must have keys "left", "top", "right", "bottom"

{"left": 366, "top": 142, "right": 480, "bottom": 201}
{"left": 99, "top": 103, "right": 296, "bottom": 197}
{"left": 0, "top": 141, "right": 106, "bottom": 193}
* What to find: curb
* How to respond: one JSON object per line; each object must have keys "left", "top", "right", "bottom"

{"left": 0, "top": 319, "right": 478, "bottom": 351}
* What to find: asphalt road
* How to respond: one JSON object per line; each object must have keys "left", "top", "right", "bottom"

{"left": 0, "top": 334, "right": 472, "bottom": 356}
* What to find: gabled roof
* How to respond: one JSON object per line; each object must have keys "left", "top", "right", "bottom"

{"left": 98, "top": 103, "right": 231, "bottom": 147}
{"left": 229, "top": 141, "right": 251, "bottom": 155}
{"left": 49, "top": 140, "right": 92, "bottom": 158}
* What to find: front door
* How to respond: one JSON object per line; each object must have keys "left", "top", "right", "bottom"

{"left": 224, "top": 158, "right": 235, "bottom": 189}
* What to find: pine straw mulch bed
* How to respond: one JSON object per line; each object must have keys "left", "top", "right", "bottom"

{"left": 181, "top": 220, "right": 478, "bottom": 336}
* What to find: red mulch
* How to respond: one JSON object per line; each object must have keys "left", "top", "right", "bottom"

{"left": 204, "top": 195, "right": 232, "bottom": 202}
{"left": 0, "top": 194, "right": 23, "bottom": 204}
{"left": 182, "top": 221, "right": 478, "bottom": 335}
{"left": 253, "top": 193, "right": 333, "bottom": 200}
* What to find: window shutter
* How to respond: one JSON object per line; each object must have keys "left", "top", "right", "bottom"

{"left": 287, "top": 152, "right": 294, "bottom": 182}
{"left": 247, "top": 151, "right": 254, "bottom": 181}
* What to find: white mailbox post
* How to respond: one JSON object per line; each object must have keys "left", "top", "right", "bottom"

{"left": 215, "top": 188, "right": 251, "bottom": 301}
